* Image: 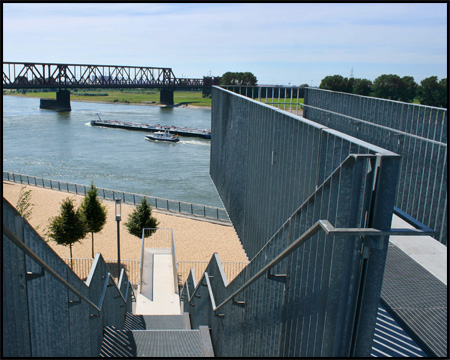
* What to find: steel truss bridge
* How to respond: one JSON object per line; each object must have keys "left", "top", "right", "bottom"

{"left": 2, "top": 62, "right": 218, "bottom": 89}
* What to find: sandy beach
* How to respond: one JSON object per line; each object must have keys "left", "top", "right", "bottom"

{"left": 3, "top": 181, "right": 248, "bottom": 264}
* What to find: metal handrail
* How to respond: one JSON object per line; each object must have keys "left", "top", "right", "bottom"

{"left": 138, "top": 229, "right": 146, "bottom": 294}
{"left": 138, "top": 227, "right": 178, "bottom": 295}
{"left": 95, "top": 272, "right": 112, "bottom": 315}
{"left": 188, "top": 219, "right": 435, "bottom": 314}
{"left": 114, "top": 268, "right": 131, "bottom": 305}
{"left": 170, "top": 228, "right": 179, "bottom": 294}
{"left": 3, "top": 223, "right": 101, "bottom": 312}
{"left": 3, "top": 223, "right": 133, "bottom": 315}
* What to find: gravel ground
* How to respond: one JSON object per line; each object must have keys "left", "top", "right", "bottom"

{"left": 3, "top": 181, "right": 248, "bottom": 264}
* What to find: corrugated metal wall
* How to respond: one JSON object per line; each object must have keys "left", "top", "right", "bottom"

{"left": 183, "top": 87, "right": 400, "bottom": 356}
{"left": 304, "top": 88, "right": 447, "bottom": 245}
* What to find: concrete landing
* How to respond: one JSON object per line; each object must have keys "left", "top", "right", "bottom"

{"left": 135, "top": 252, "right": 181, "bottom": 315}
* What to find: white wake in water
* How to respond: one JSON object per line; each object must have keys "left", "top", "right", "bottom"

{"left": 179, "top": 139, "right": 211, "bottom": 146}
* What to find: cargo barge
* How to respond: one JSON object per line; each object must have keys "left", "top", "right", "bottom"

{"left": 90, "top": 114, "right": 211, "bottom": 139}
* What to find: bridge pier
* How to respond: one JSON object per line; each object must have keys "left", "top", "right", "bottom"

{"left": 160, "top": 89, "right": 174, "bottom": 106}
{"left": 40, "top": 90, "right": 71, "bottom": 111}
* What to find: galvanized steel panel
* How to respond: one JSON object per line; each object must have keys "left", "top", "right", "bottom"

{"left": 3, "top": 199, "right": 133, "bottom": 357}
{"left": 23, "top": 225, "right": 71, "bottom": 357}
{"left": 304, "top": 88, "right": 447, "bottom": 245}
{"left": 187, "top": 87, "right": 403, "bottom": 357}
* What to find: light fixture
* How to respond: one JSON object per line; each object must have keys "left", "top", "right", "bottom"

{"left": 115, "top": 198, "right": 121, "bottom": 276}
{"left": 115, "top": 198, "right": 121, "bottom": 221}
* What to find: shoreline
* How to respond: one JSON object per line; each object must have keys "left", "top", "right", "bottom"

{"left": 71, "top": 98, "right": 210, "bottom": 109}
{"left": 3, "top": 181, "right": 247, "bottom": 264}
{"left": 3, "top": 93, "right": 211, "bottom": 109}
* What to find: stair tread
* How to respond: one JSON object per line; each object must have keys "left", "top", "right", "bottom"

{"left": 100, "top": 327, "right": 205, "bottom": 357}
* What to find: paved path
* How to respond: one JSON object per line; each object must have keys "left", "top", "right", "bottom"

{"left": 135, "top": 249, "right": 181, "bottom": 315}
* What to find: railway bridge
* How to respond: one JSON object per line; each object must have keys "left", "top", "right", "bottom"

{"left": 3, "top": 62, "right": 220, "bottom": 110}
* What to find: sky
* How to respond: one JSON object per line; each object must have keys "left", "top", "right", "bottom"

{"left": 2, "top": 3, "right": 447, "bottom": 86}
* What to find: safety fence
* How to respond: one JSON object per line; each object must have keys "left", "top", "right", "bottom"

{"left": 219, "top": 86, "right": 447, "bottom": 245}
{"left": 303, "top": 87, "right": 447, "bottom": 245}
{"left": 3, "top": 171, "right": 230, "bottom": 223}
{"left": 65, "top": 257, "right": 248, "bottom": 291}
{"left": 221, "top": 85, "right": 304, "bottom": 115}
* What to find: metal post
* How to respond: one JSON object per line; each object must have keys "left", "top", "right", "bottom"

{"left": 115, "top": 199, "right": 122, "bottom": 277}
{"left": 117, "top": 220, "right": 120, "bottom": 276}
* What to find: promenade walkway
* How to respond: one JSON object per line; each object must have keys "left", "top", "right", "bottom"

{"left": 135, "top": 249, "right": 181, "bottom": 315}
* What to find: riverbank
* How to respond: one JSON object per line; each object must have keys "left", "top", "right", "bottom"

{"left": 3, "top": 90, "right": 212, "bottom": 108}
{"left": 3, "top": 181, "right": 247, "bottom": 264}
{"left": 71, "top": 98, "right": 209, "bottom": 109}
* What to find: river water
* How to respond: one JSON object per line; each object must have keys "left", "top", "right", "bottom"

{"left": 3, "top": 95, "right": 224, "bottom": 208}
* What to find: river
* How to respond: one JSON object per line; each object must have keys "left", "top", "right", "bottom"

{"left": 3, "top": 95, "right": 224, "bottom": 208}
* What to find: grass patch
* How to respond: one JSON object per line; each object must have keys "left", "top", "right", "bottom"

{"left": 4, "top": 89, "right": 212, "bottom": 107}
{"left": 256, "top": 97, "right": 304, "bottom": 110}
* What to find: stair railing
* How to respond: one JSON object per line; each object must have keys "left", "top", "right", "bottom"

{"left": 138, "top": 227, "right": 178, "bottom": 296}
{"left": 3, "top": 223, "right": 134, "bottom": 317}
{"left": 210, "top": 219, "right": 434, "bottom": 314}
{"left": 3, "top": 223, "right": 101, "bottom": 313}
{"left": 170, "top": 227, "right": 179, "bottom": 294}
{"left": 186, "top": 217, "right": 435, "bottom": 311}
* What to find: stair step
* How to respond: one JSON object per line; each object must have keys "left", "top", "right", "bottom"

{"left": 124, "top": 312, "right": 191, "bottom": 330}
{"left": 100, "top": 326, "right": 213, "bottom": 357}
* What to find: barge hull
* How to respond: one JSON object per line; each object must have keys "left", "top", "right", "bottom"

{"left": 90, "top": 121, "right": 211, "bottom": 139}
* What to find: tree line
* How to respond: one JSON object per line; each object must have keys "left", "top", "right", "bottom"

{"left": 319, "top": 74, "right": 447, "bottom": 108}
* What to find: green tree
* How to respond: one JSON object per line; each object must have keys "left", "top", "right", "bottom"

{"left": 352, "top": 78, "right": 373, "bottom": 96}
{"left": 418, "top": 76, "right": 447, "bottom": 108}
{"left": 438, "top": 78, "right": 447, "bottom": 108}
{"left": 371, "top": 74, "right": 402, "bottom": 100}
{"left": 219, "top": 71, "right": 257, "bottom": 86}
{"left": 47, "top": 197, "right": 87, "bottom": 268}
{"left": 124, "top": 197, "right": 159, "bottom": 239}
{"left": 319, "top": 75, "right": 353, "bottom": 93}
{"left": 398, "top": 76, "right": 418, "bottom": 103}
{"left": 80, "top": 182, "right": 108, "bottom": 258}
{"left": 16, "top": 186, "right": 34, "bottom": 221}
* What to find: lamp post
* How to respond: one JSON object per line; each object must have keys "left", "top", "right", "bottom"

{"left": 115, "top": 198, "right": 121, "bottom": 277}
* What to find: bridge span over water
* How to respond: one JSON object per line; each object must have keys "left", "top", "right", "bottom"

{"left": 3, "top": 62, "right": 220, "bottom": 109}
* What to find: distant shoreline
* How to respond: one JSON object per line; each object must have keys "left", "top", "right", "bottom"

{"left": 71, "top": 98, "right": 210, "bottom": 109}
{"left": 3, "top": 93, "right": 211, "bottom": 109}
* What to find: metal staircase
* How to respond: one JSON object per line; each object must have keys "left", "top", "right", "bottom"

{"left": 99, "top": 227, "right": 214, "bottom": 357}
{"left": 99, "top": 313, "right": 214, "bottom": 357}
